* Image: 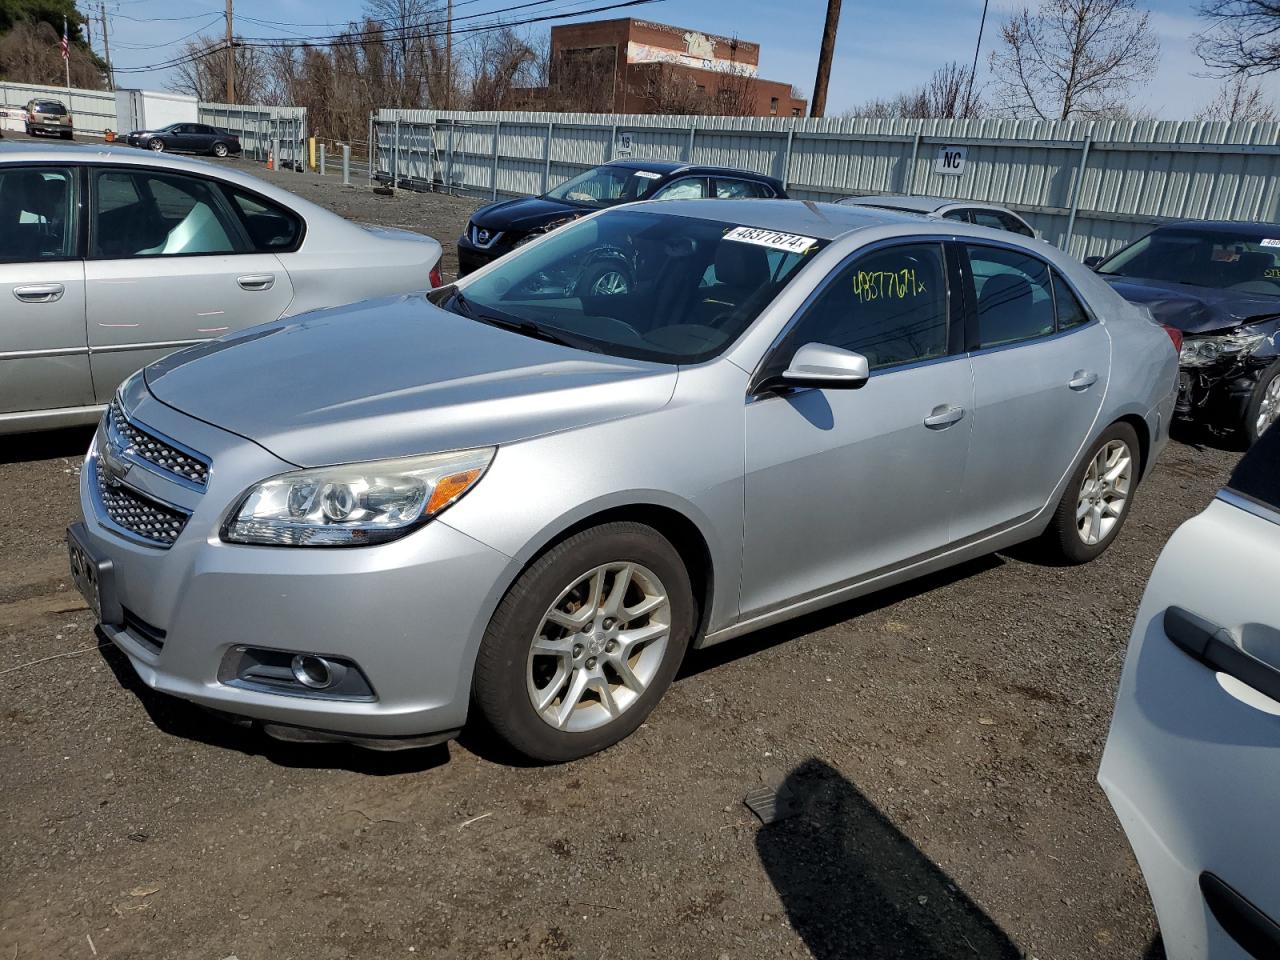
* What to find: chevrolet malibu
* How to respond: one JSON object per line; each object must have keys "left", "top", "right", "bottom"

{"left": 69, "top": 200, "right": 1177, "bottom": 762}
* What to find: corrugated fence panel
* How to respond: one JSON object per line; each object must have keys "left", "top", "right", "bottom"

{"left": 0, "top": 79, "right": 116, "bottom": 134}
{"left": 198, "top": 102, "right": 307, "bottom": 164}
{"left": 373, "top": 108, "right": 1280, "bottom": 259}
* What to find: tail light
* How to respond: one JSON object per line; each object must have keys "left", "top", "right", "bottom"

{"left": 1162, "top": 324, "right": 1183, "bottom": 354}
{"left": 429, "top": 264, "right": 443, "bottom": 289}
{"left": 67, "top": 116, "right": 74, "bottom": 127}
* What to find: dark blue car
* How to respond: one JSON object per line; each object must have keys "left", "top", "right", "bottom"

{"left": 124, "top": 123, "right": 241, "bottom": 158}
{"left": 457, "top": 160, "right": 787, "bottom": 279}
{"left": 1089, "top": 221, "right": 1280, "bottom": 445}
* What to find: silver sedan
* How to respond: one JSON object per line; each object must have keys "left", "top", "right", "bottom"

{"left": 69, "top": 199, "right": 1177, "bottom": 761}
{"left": 0, "top": 142, "right": 442, "bottom": 434}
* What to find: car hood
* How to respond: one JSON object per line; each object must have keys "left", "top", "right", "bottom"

{"left": 144, "top": 295, "right": 677, "bottom": 467}
{"left": 1102, "top": 276, "right": 1280, "bottom": 334}
{"left": 469, "top": 196, "right": 590, "bottom": 233}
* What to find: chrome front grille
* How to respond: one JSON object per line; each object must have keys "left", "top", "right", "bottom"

{"left": 108, "top": 399, "right": 209, "bottom": 488}
{"left": 93, "top": 460, "right": 189, "bottom": 547}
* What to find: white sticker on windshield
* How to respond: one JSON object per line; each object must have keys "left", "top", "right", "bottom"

{"left": 724, "top": 226, "right": 818, "bottom": 253}
{"left": 1262, "top": 238, "right": 1280, "bottom": 247}
{"left": 633, "top": 170, "right": 662, "bottom": 180}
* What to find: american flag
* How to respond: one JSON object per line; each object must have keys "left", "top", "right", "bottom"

{"left": 61, "top": 18, "right": 69, "bottom": 60}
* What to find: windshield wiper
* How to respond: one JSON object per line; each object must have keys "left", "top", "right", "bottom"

{"left": 471, "top": 312, "right": 584, "bottom": 349}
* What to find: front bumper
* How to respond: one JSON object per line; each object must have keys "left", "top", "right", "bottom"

{"left": 1176, "top": 359, "right": 1270, "bottom": 429}
{"left": 74, "top": 396, "right": 513, "bottom": 743}
{"left": 456, "top": 236, "right": 511, "bottom": 276}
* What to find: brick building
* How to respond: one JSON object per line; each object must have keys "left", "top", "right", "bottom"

{"left": 523, "top": 19, "right": 807, "bottom": 117}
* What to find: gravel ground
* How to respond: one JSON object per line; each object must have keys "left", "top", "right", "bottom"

{"left": 0, "top": 151, "right": 1242, "bottom": 959}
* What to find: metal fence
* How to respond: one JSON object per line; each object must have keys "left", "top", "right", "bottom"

{"left": 374, "top": 109, "right": 1280, "bottom": 259}
{"left": 0, "top": 79, "right": 116, "bottom": 136}
{"left": 197, "top": 102, "right": 307, "bottom": 168}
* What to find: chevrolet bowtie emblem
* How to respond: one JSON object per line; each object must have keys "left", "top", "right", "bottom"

{"left": 100, "top": 437, "right": 133, "bottom": 487}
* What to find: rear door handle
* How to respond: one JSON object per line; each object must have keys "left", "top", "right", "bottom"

{"left": 1165, "top": 606, "right": 1280, "bottom": 704}
{"left": 924, "top": 404, "right": 965, "bottom": 429}
{"left": 237, "top": 274, "right": 276, "bottom": 291}
{"left": 13, "top": 282, "right": 65, "bottom": 303}
{"left": 1068, "top": 370, "right": 1098, "bottom": 391}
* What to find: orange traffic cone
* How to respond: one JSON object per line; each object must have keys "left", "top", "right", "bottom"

{"left": 266, "top": 148, "right": 274, "bottom": 170}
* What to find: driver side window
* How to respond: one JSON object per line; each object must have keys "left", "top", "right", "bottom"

{"left": 652, "top": 178, "right": 708, "bottom": 201}
{"left": 770, "top": 243, "right": 950, "bottom": 375}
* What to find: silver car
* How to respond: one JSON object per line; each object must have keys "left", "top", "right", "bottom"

{"left": 838, "top": 194, "right": 1037, "bottom": 237}
{"left": 68, "top": 200, "right": 1177, "bottom": 761}
{"left": 0, "top": 142, "right": 442, "bottom": 434}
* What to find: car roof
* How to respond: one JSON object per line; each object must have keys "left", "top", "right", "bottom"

{"left": 840, "top": 194, "right": 1014, "bottom": 215}
{"left": 628, "top": 197, "right": 927, "bottom": 240}
{"left": 1157, "top": 220, "right": 1280, "bottom": 233}
{"left": 604, "top": 159, "right": 780, "bottom": 183}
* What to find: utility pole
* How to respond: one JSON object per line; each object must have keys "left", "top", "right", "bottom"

{"left": 100, "top": 2, "right": 114, "bottom": 91}
{"left": 444, "top": 0, "right": 453, "bottom": 109}
{"left": 810, "top": 0, "right": 842, "bottom": 118}
{"left": 225, "top": 0, "right": 235, "bottom": 104}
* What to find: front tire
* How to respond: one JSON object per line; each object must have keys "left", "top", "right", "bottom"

{"left": 1041, "top": 422, "right": 1140, "bottom": 564}
{"left": 149, "top": 138, "right": 165, "bottom": 152}
{"left": 472, "top": 522, "right": 694, "bottom": 762}
{"left": 1243, "top": 359, "right": 1280, "bottom": 446}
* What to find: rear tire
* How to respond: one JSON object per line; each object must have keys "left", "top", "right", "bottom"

{"left": 60, "top": 132, "right": 72, "bottom": 140}
{"left": 472, "top": 522, "right": 694, "bottom": 763}
{"left": 1040, "top": 422, "right": 1140, "bottom": 564}
{"left": 212, "top": 142, "right": 229, "bottom": 158}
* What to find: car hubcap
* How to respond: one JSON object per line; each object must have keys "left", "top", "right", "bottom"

{"left": 150, "top": 141, "right": 163, "bottom": 151}
{"left": 590, "top": 271, "right": 628, "bottom": 296}
{"left": 527, "top": 561, "right": 670, "bottom": 732}
{"left": 1076, "top": 439, "right": 1133, "bottom": 546}
{"left": 1257, "top": 376, "right": 1280, "bottom": 437}
{"left": 215, "top": 145, "right": 227, "bottom": 156}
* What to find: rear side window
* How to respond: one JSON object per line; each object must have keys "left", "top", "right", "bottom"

{"left": 222, "top": 186, "right": 304, "bottom": 252}
{"left": 966, "top": 245, "right": 1056, "bottom": 348}
{"left": 1001, "top": 213, "right": 1035, "bottom": 237}
{"left": 0, "top": 166, "right": 76, "bottom": 262}
{"left": 715, "top": 178, "right": 769, "bottom": 199}
{"left": 1229, "top": 423, "right": 1280, "bottom": 510}
{"left": 1053, "top": 272, "right": 1090, "bottom": 331}
{"left": 653, "top": 178, "right": 708, "bottom": 200}
{"left": 91, "top": 169, "right": 245, "bottom": 258}
{"left": 942, "top": 209, "right": 971, "bottom": 223}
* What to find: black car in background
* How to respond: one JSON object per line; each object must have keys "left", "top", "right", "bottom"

{"left": 457, "top": 160, "right": 787, "bottom": 277}
{"left": 124, "top": 123, "right": 242, "bottom": 158}
{"left": 24, "top": 99, "right": 73, "bottom": 139}
{"left": 1089, "top": 221, "right": 1280, "bottom": 444}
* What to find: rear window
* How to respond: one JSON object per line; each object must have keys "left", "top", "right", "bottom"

{"left": 33, "top": 102, "right": 67, "bottom": 116}
{"left": 1228, "top": 424, "right": 1280, "bottom": 511}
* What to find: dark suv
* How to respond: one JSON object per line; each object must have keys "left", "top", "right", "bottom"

{"left": 457, "top": 160, "right": 786, "bottom": 276}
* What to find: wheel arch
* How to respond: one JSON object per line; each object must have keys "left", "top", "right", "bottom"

{"left": 1113, "top": 412, "right": 1151, "bottom": 480}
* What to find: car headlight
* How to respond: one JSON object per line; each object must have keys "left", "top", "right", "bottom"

{"left": 222, "top": 447, "right": 495, "bottom": 547}
{"left": 1179, "top": 332, "right": 1268, "bottom": 367}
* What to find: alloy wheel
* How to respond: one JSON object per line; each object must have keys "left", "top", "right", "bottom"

{"left": 1076, "top": 439, "right": 1133, "bottom": 546}
{"left": 213, "top": 143, "right": 228, "bottom": 157}
{"left": 526, "top": 562, "right": 670, "bottom": 733}
{"left": 149, "top": 139, "right": 164, "bottom": 152}
{"left": 590, "top": 270, "right": 629, "bottom": 296}
{"left": 1257, "top": 375, "right": 1280, "bottom": 437}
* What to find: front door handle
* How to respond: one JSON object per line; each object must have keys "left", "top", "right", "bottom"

{"left": 924, "top": 404, "right": 965, "bottom": 429}
{"left": 1068, "top": 370, "right": 1098, "bottom": 391}
{"left": 13, "top": 282, "right": 65, "bottom": 303}
{"left": 1165, "top": 606, "right": 1280, "bottom": 704}
{"left": 237, "top": 274, "right": 276, "bottom": 291}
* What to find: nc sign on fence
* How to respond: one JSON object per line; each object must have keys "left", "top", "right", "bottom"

{"left": 934, "top": 145, "right": 967, "bottom": 176}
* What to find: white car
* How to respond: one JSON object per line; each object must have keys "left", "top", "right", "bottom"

{"left": 0, "top": 142, "right": 443, "bottom": 434}
{"left": 836, "top": 194, "right": 1037, "bottom": 237}
{"left": 1100, "top": 425, "right": 1280, "bottom": 958}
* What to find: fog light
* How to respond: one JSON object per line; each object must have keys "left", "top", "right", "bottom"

{"left": 292, "top": 654, "right": 334, "bottom": 689}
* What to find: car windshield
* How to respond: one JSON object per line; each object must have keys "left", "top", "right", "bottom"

{"left": 1098, "top": 227, "right": 1280, "bottom": 295}
{"left": 34, "top": 102, "right": 67, "bottom": 115}
{"left": 450, "top": 209, "right": 828, "bottom": 363}
{"left": 543, "top": 166, "right": 665, "bottom": 208}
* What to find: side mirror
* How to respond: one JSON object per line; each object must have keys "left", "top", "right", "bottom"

{"left": 759, "top": 343, "right": 870, "bottom": 393}
{"left": 1083, "top": 255, "right": 1103, "bottom": 269}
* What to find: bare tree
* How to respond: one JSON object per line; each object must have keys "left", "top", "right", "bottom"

{"left": 1196, "top": 0, "right": 1280, "bottom": 75}
{"left": 0, "top": 18, "right": 106, "bottom": 88}
{"left": 463, "top": 26, "right": 536, "bottom": 109}
{"left": 846, "top": 62, "right": 983, "bottom": 118}
{"left": 171, "top": 37, "right": 272, "bottom": 103}
{"left": 989, "top": 0, "right": 1160, "bottom": 120}
{"left": 1194, "top": 73, "right": 1279, "bottom": 120}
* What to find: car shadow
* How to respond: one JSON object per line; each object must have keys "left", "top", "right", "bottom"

{"left": 681, "top": 554, "right": 1004, "bottom": 680}
{"left": 1169, "top": 418, "right": 1243, "bottom": 453}
{"left": 756, "top": 758, "right": 1021, "bottom": 959}
{"left": 95, "top": 637, "right": 450, "bottom": 775}
{"left": 1, "top": 425, "right": 95, "bottom": 465}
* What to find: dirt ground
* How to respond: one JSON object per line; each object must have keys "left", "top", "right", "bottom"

{"left": 0, "top": 152, "right": 1242, "bottom": 959}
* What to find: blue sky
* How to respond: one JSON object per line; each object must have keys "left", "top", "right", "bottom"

{"left": 101, "top": 0, "right": 1279, "bottom": 117}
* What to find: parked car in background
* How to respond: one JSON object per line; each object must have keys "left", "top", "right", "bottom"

{"left": 0, "top": 142, "right": 442, "bottom": 434}
{"left": 24, "top": 99, "right": 73, "bottom": 139}
{"left": 1100, "top": 422, "right": 1280, "bottom": 960}
{"left": 70, "top": 199, "right": 1173, "bottom": 763}
{"left": 457, "top": 160, "right": 787, "bottom": 277}
{"left": 1089, "top": 221, "right": 1280, "bottom": 445}
{"left": 124, "top": 123, "right": 242, "bottom": 158}
{"left": 837, "top": 194, "right": 1036, "bottom": 237}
